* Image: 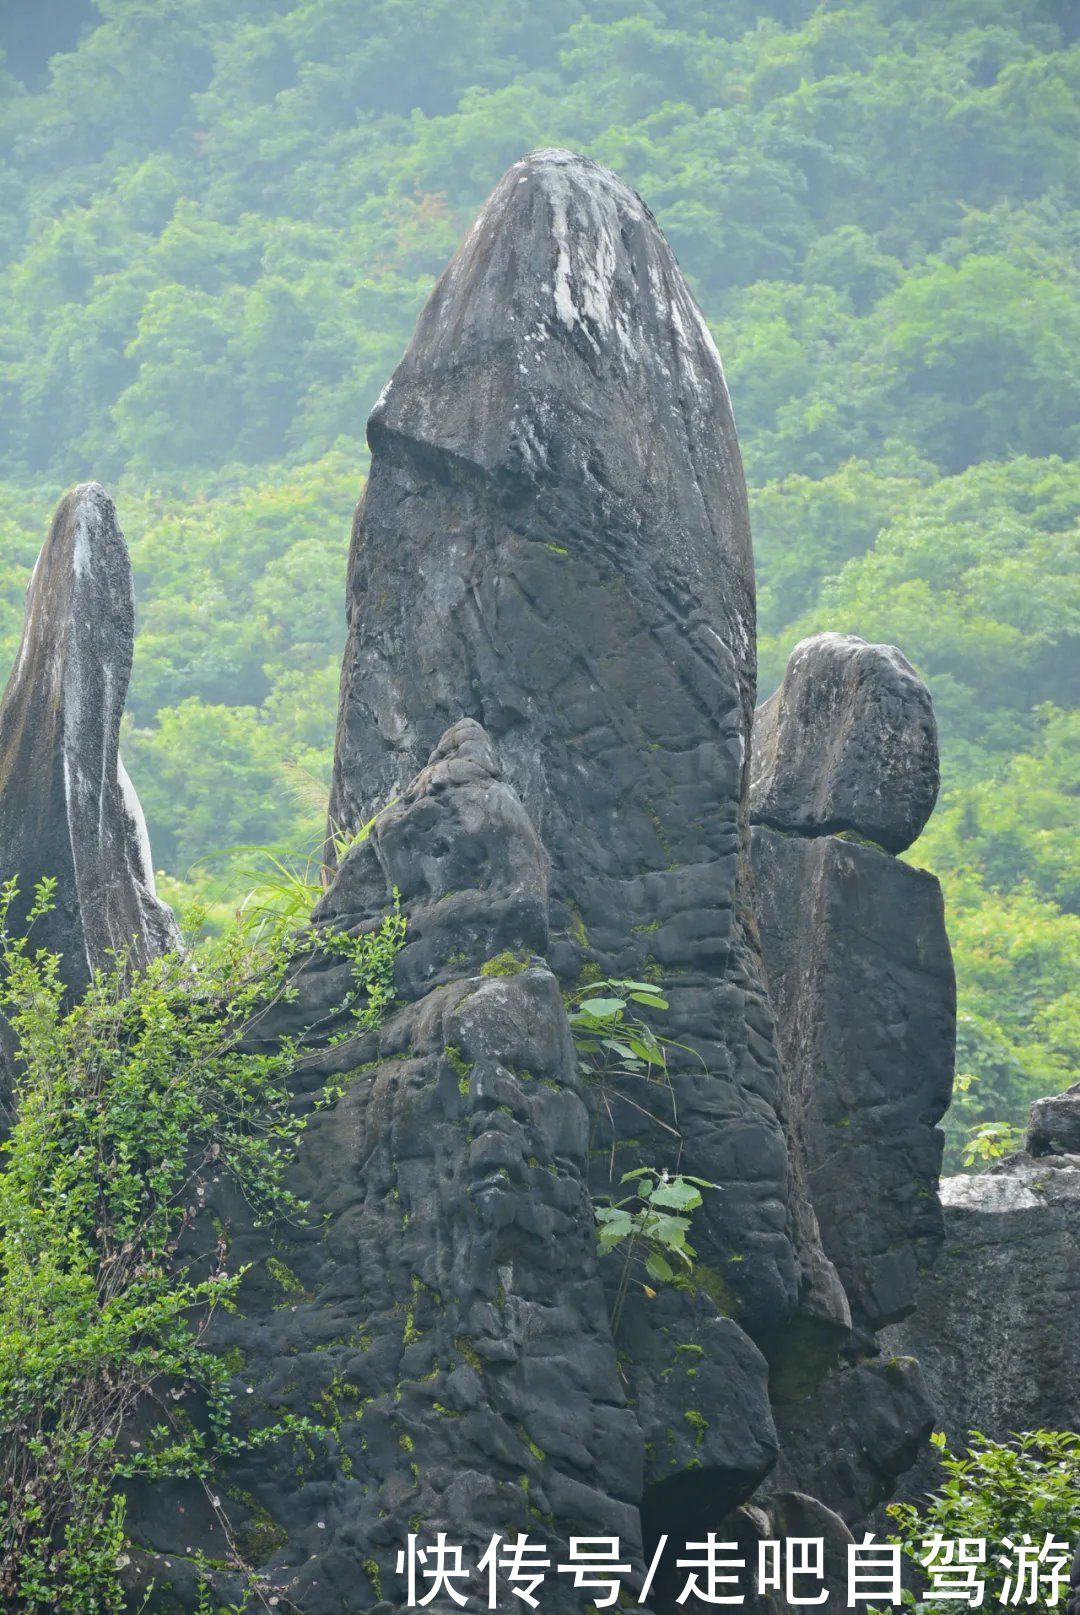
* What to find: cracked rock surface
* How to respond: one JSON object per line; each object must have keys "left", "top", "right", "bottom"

{"left": 1, "top": 153, "right": 971, "bottom": 1615}
{"left": 882, "top": 1087, "right": 1080, "bottom": 1513}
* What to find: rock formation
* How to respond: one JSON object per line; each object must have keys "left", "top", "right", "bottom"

{"left": 325, "top": 147, "right": 868, "bottom": 1534}
{"left": 882, "top": 1084, "right": 1080, "bottom": 1508}
{"left": 124, "top": 717, "right": 654, "bottom": 1613}
{"left": 1030, "top": 1081, "right": 1080, "bottom": 1159}
{"left": 749, "top": 632, "right": 939, "bottom": 855}
{"left": 303, "top": 148, "right": 954, "bottom": 1602}
{"left": 0, "top": 482, "right": 177, "bottom": 1114}
{"left": 2, "top": 154, "right": 967, "bottom": 1613}
{"left": 749, "top": 633, "right": 955, "bottom": 1531}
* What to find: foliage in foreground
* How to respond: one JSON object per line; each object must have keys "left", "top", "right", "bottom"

{"left": 0, "top": 876, "right": 404, "bottom": 1614}
{"left": 881, "top": 1430, "right": 1080, "bottom": 1613}
{"left": 571, "top": 978, "right": 718, "bottom": 1328}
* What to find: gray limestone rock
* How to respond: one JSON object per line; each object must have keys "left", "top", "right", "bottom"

{"left": 124, "top": 719, "right": 649, "bottom": 1613}
{"left": 0, "top": 484, "right": 177, "bottom": 1110}
{"left": 753, "top": 829, "right": 955, "bottom": 1334}
{"left": 748, "top": 628, "right": 954, "bottom": 1529}
{"left": 882, "top": 1122, "right": 1080, "bottom": 1510}
{"left": 750, "top": 632, "right": 939, "bottom": 854}
{"left": 20, "top": 152, "right": 970, "bottom": 1614}
{"left": 770, "top": 1354, "right": 935, "bottom": 1527}
{"left": 324, "top": 146, "right": 849, "bottom": 1421}
{"left": 1029, "top": 1080, "right": 1080, "bottom": 1158}
{"left": 761, "top": 1492, "right": 854, "bottom": 1615}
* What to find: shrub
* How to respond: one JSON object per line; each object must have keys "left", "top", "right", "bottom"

{"left": 883, "top": 1430, "right": 1080, "bottom": 1612}
{"left": 0, "top": 875, "right": 403, "bottom": 1612}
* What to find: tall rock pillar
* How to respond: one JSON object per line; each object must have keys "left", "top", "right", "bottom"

{"left": 0, "top": 483, "right": 177, "bottom": 1114}
{"left": 327, "top": 149, "right": 851, "bottom": 1528}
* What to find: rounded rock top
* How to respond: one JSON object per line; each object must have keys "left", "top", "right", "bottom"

{"left": 750, "top": 630, "right": 939, "bottom": 854}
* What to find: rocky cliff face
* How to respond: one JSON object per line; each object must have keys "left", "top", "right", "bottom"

{"left": 0, "top": 154, "right": 965, "bottom": 1614}
{"left": 882, "top": 1084, "right": 1080, "bottom": 1510}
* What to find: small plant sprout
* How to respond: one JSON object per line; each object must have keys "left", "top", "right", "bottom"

{"left": 567, "top": 975, "right": 717, "bottom": 1330}
{"left": 568, "top": 976, "right": 704, "bottom": 1174}
{"left": 568, "top": 977, "right": 670, "bottom": 1072}
{"left": 962, "top": 1118, "right": 1026, "bottom": 1168}
{"left": 595, "top": 1167, "right": 719, "bottom": 1332}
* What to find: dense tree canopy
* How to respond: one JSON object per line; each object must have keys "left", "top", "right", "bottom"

{"left": 0, "top": 0, "right": 1076, "bottom": 1164}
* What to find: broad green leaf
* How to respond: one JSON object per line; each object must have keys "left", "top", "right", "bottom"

{"left": 577, "top": 997, "right": 626, "bottom": 1018}
{"left": 650, "top": 1181, "right": 702, "bottom": 1210}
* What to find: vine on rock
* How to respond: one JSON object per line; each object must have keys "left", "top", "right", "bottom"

{"left": 0, "top": 875, "right": 404, "bottom": 1613}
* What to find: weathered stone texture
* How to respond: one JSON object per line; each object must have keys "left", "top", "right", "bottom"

{"left": 1029, "top": 1081, "right": 1080, "bottom": 1158}
{"left": 324, "top": 150, "right": 857, "bottom": 1551}
{"left": 0, "top": 152, "right": 972, "bottom": 1615}
{"left": 0, "top": 482, "right": 177, "bottom": 986}
{"left": 750, "top": 632, "right": 939, "bottom": 854}
{"left": 125, "top": 720, "right": 650, "bottom": 1612}
{"left": 769, "top": 1354, "right": 935, "bottom": 1527}
{"left": 748, "top": 630, "right": 954, "bottom": 1529}
{"left": 753, "top": 830, "right": 955, "bottom": 1334}
{"left": 0, "top": 483, "right": 177, "bottom": 1118}
{"left": 882, "top": 1089, "right": 1080, "bottom": 1509}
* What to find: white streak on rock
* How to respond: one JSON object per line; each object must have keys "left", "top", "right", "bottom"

{"left": 118, "top": 753, "right": 157, "bottom": 893}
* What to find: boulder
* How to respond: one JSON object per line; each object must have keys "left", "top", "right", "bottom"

{"left": 1029, "top": 1080, "right": 1080, "bottom": 1158}
{"left": 769, "top": 1354, "right": 935, "bottom": 1527}
{"left": 750, "top": 632, "right": 939, "bottom": 854}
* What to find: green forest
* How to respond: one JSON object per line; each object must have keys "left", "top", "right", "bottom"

{"left": 0, "top": 0, "right": 1076, "bottom": 1167}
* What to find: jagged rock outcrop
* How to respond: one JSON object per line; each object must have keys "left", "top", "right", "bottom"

{"left": 125, "top": 719, "right": 650, "bottom": 1613}
{"left": 1030, "top": 1081, "right": 1080, "bottom": 1158}
{"left": 768, "top": 1353, "right": 934, "bottom": 1527}
{"left": 0, "top": 483, "right": 177, "bottom": 1114}
{"left": 882, "top": 1087, "right": 1080, "bottom": 1509}
{"left": 0, "top": 483, "right": 177, "bottom": 984}
{"left": 750, "top": 632, "right": 939, "bottom": 854}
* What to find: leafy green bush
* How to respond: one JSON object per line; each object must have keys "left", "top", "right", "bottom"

{"left": 0, "top": 875, "right": 404, "bottom": 1612}
{"left": 882, "top": 1430, "right": 1080, "bottom": 1613}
